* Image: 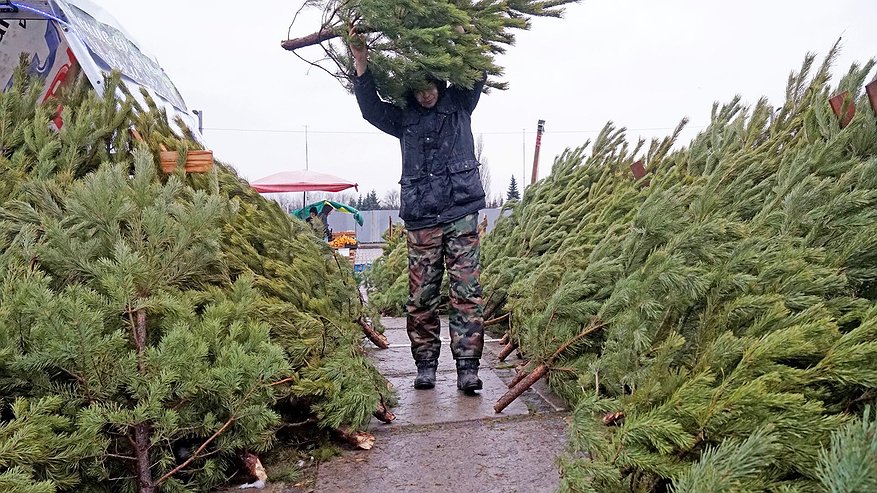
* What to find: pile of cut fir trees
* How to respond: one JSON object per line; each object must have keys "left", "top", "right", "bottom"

{"left": 0, "top": 64, "right": 393, "bottom": 493}
{"left": 479, "top": 48, "right": 877, "bottom": 492}
{"left": 363, "top": 226, "right": 410, "bottom": 316}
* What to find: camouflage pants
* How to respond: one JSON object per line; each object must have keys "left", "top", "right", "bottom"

{"left": 406, "top": 213, "right": 484, "bottom": 362}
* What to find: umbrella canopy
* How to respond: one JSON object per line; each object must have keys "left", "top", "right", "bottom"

{"left": 250, "top": 170, "right": 359, "bottom": 193}
{"left": 293, "top": 200, "right": 364, "bottom": 226}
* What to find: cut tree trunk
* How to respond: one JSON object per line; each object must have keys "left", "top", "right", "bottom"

{"left": 358, "top": 317, "right": 390, "bottom": 349}
{"left": 373, "top": 398, "right": 396, "bottom": 423}
{"left": 335, "top": 427, "right": 376, "bottom": 450}
{"left": 498, "top": 340, "right": 518, "bottom": 361}
{"left": 281, "top": 28, "right": 338, "bottom": 51}
{"left": 281, "top": 26, "right": 373, "bottom": 51}
{"left": 483, "top": 294, "right": 508, "bottom": 321}
{"left": 508, "top": 362, "right": 529, "bottom": 388}
{"left": 494, "top": 318, "right": 604, "bottom": 413}
{"left": 494, "top": 364, "right": 548, "bottom": 413}
{"left": 242, "top": 451, "right": 268, "bottom": 482}
{"left": 484, "top": 312, "right": 510, "bottom": 327}
{"left": 131, "top": 308, "right": 156, "bottom": 492}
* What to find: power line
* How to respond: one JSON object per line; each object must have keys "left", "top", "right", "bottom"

{"left": 203, "top": 125, "right": 706, "bottom": 136}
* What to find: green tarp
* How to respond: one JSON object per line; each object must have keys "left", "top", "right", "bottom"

{"left": 292, "top": 200, "right": 364, "bottom": 226}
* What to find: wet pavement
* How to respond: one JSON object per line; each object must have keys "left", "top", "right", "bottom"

{"left": 313, "top": 316, "right": 570, "bottom": 493}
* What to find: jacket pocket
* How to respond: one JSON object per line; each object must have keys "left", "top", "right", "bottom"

{"left": 447, "top": 160, "right": 486, "bottom": 205}
{"left": 399, "top": 177, "right": 439, "bottom": 221}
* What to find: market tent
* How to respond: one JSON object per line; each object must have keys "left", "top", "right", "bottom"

{"left": 293, "top": 200, "right": 364, "bottom": 226}
{"left": 250, "top": 170, "right": 359, "bottom": 193}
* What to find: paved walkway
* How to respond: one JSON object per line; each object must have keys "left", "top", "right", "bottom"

{"left": 313, "top": 316, "right": 569, "bottom": 493}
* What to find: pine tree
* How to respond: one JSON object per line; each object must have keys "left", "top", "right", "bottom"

{"left": 2, "top": 149, "right": 289, "bottom": 492}
{"left": 282, "top": 0, "right": 579, "bottom": 104}
{"left": 816, "top": 406, "right": 877, "bottom": 493}
{"left": 506, "top": 175, "right": 521, "bottom": 201}
{"left": 364, "top": 227, "right": 410, "bottom": 316}
{"left": 479, "top": 47, "right": 877, "bottom": 492}
{"left": 0, "top": 63, "right": 391, "bottom": 491}
{"left": 0, "top": 396, "right": 101, "bottom": 492}
{"left": 359, "top": 189, "right": 382, "bottom": 210}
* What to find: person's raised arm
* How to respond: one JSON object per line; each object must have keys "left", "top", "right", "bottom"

{"left": 462, "top": 71, "right": 487, "bottom": 114}
{"left": 350, "top": 31, "right": 403, "bottom": 138}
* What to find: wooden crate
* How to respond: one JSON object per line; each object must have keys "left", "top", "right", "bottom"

{"left": 159, "top": 149, "right": 214, "bottom": 173}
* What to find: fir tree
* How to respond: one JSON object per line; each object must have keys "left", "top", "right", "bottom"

{"left": 2, "top": 150, "right": 289, "bottom": 492}
{"left": 359, "top": 189, "right": 382, "bottom": 210}
{"left": 816, "top": 406, "right": 877, "bottom": 493}
{"left": 282, "top": 0, "right": 579, "bottom": 104}
{"left": 0, "top": 62, "right": 391, "bottom": 492}
{"left": 479, "top": 47, "right": 877, "bottom": 492}
{"left": 0, "top": 396, "right": 101, "bottom": 492}
{"left": 506, "top": 175, "right": 521, "bottom": 201}
{"left": 364, "top": 226, "right": 410, "bottom": 316}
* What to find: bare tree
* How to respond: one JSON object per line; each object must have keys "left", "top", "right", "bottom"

{"left": 382, "top": 189, "right": 400, "bottom": 209}
{"left": 487, "top": 194, "right": 505, "bottom": 209}
{"left": 476, "top": 134, "right": 491, "bottom": 199}
{"left": 334, "top": 192, "right": 359, "bottom": 207}
{"left": 273, "top": 193, "right": 298, "bottom": 213}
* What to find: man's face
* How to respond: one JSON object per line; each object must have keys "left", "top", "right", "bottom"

{"left": 415, "top": 82, "right": 439, "bottom": 109}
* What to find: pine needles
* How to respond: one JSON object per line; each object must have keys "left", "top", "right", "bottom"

{"left": 482, "top": 47, "right": 877, "bottom": 492}
{"left": 0, "top": 64, "right": 389, "bottom": 491}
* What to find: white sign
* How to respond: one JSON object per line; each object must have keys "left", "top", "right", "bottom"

{"left": 54, "top": 0, "right": 187, "bottom": 112}
{"left": 1, "top": 0, "right": 202, "bottom": 141}
{"left": 0, "top": 18, "right": 76, "bottom": 103}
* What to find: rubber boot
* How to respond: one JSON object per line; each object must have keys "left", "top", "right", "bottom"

{"left": 456, "top": 358, "right": 483, "bottom": 395}
{"left": 413, "top": 359, "right": 438, "bottom": 389}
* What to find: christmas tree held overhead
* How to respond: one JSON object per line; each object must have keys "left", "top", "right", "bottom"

{"left": 282, "top": 0, "right": 580, "bottom": 104}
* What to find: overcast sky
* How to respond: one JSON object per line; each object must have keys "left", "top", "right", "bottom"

{"left": 93, "top": 0, "right": 876, "bottom": 202}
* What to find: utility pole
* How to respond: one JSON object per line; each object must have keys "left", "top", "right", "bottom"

{"left": 303, "top": 125, "right": 309, "bottom": 206}
{"left": 304, "top": 124, "right": 310, "bottom": 170}
{"left": 530, "top": 119, "right": 545, "bottom": 185}
{"left": 522, "top": 128, "right": 526, "bottom": 189}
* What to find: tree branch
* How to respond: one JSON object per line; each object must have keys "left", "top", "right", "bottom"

{"left": 484, "top": 312, "right": 510, "bottom": 327}
{"left": 156, "top": 414, "right": 236, "bottom": 485}
{"left": 550, "top": 318, "right": 604, "bottom": 362}
{"left": 270, "top": 376, "right": 296, "bottom": 386}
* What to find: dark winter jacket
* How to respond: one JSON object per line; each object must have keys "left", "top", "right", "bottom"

{"left": 354, "top": 68, "right": 487, "bottom": 230}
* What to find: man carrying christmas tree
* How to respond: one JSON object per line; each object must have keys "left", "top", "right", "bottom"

{"left": 350, "top": 28, "right": 487, "bottom": 395}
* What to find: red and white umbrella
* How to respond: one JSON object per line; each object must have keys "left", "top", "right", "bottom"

{"left": 250, "top": 170, "right": 359, "bottom": 193}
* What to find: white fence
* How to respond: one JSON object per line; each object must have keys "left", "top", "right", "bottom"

{"left": 326, "top": 208, "right": 505, "bottom": 243}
